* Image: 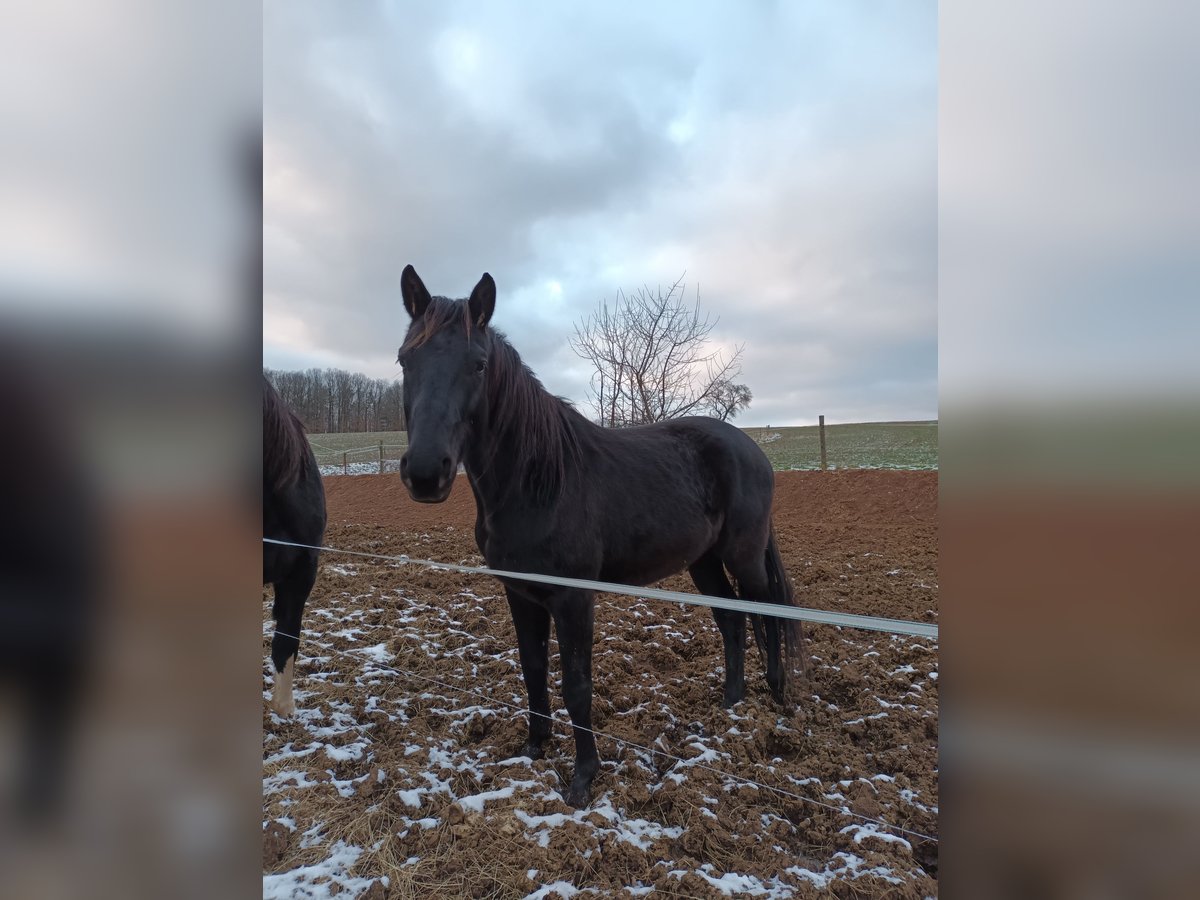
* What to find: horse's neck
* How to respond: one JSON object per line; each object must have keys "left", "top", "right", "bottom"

{"left": 463, "top": 414, "right": 545, "bottom": 505}
{"left": 462, "top": 428, "right": 515, "bottom": 508}
{"left": 463, "top": 366, "right": 575, "bottom": 510}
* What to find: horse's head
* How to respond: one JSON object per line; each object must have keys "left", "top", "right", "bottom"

{"left": 397, "top": 264, "right": 495, "bottom": 502}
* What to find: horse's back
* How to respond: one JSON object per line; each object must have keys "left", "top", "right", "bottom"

{"left": 651, "top": 416, "right": 774, "bottom": 497}
{"left": 583, "top": 416, "right": 773, "bottom": 514}
{"left": 574, "top": 416, "right": 774, "bottom": 584}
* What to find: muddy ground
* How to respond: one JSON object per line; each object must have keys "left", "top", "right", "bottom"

{"left": 263, "top": 470, "right": 938, "bottom": 899}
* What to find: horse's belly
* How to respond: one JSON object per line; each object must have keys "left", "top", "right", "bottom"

{"left": 481, "top": 506, "right": 717, "bottom": 589}
{"left": 600, "top": 558, "right": 691, "bottom": 588}
{"left": 600, "top": 526, "right": 716, "bottom": 587}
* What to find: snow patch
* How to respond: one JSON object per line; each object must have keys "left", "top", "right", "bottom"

{"left": 840, "top": 822, "right": 914, "bottom": 851}
{"left": 522, "top": 882, "right": 580, "bottom": 900}
{"left": 262, "top": 841, "right": 380, "bottom": 899}
{"left": 457, "top": 780, "right": 539, "bottom": 814}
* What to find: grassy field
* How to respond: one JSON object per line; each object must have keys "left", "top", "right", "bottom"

{"left": 305, "top": 431, "right": 409, "bottom": 460}
{"left": 307, "top": 421, "right": 938, "bottom": 471}
{"left": 742, "top": 421, "right": 938, "bottom": 471}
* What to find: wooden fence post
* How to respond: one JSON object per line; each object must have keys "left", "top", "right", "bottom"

{"left": 819, "top": 415, "right": 827, "bottom": 471}
{"left": 379, "top": 441, "right": 384, "bottom": 475}
{"left": 342, "top": 451, "right": 348, "bottom": 475}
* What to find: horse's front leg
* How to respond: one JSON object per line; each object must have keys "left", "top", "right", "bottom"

{"left": 506, "top": 588, "right": 552, "bottom": 759}
{"left": 551, "top": 591, "right": 600, "bottom": 807}
{"left": 270, "top": 560, "right": 317, "bottom": 717}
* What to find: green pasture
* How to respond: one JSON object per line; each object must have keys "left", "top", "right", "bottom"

{"left": 307, "top": 421, "right": 938, "bottom": 472}
{"left": 742, "top": 421, "right": 938, "bottom": 471}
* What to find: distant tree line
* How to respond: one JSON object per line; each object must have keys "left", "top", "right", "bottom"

{"left": 264, "top": 367, "right": 405, "bottom": 433}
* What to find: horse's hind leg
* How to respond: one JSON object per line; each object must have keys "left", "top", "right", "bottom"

{"left": 725, "top": 553, "right": 786, "bottom": 705}
{"left": 689, "top": 552, "right": 746, "bottom": 707}
{"left": 506, "top": 588, "right": 552, "bottom": 759}
{"left": 270, "top": 555, "right": 317, "bottom": 717}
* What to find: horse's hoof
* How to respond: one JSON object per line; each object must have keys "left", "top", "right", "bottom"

{"left": 519, "top": 742, "right": 545, "bottom": 761}
{"left": 564, "top": 761, "right": 598, "bottom": 808}
{"left": 271, "top": 697, "right": 295, "bottom": 718}
{"left": 564, "top": 781, "right": 592, "bottom": 808}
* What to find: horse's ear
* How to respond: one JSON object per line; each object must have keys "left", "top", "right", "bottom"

{"left": 401, "top": 264, "right": 432, "bottom": 319}
{"left": 468, "top": 273, "right": 496, "bottom": 328}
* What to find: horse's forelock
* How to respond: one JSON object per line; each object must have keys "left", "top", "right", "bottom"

{"left": 401, "top": 296, "right": 474, "bottom": 352}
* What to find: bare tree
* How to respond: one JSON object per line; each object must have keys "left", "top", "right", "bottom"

{"left": 570, "top": 275, "right": 753, "bottom": 427}
{"left": 705, "top": 378, "right": 753, "bottom": 422}
{"left": 264, "top": 367, "right": 405, "bottom": 433}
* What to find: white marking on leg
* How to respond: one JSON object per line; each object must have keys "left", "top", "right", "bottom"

{"left": 271, "top": 656, "right": 296, "bottom": 717}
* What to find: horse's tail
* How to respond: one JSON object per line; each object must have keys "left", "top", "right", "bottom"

{"left": 751, "top": 527, "right": 808, "bottom": 697}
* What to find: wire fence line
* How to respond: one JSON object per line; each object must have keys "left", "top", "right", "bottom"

{"left": 305, "top": 434, "right": 938, "bottom": 473}
{"left": 309, "top": 440, "right": 410, "bottom": 476}
{"left": 311, "top": 443, "right": 408, "bottom": 457}
{"left": 262, "top": 537, "right": 938, "bottom": 639}
{"left": 263, "top": 624, "right": 938, "bottom": 846}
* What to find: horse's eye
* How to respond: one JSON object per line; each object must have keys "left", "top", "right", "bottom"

{"left": 475, "top": 360, "right": 486, "bottom": 374}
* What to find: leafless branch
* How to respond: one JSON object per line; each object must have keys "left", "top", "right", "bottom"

{"left": 569, "top": 276, "right": 753, "bottom": 427}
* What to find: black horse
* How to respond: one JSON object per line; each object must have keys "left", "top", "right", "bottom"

{"left": 263, "top": 375, "right": 326, "bottom": 716}
{"left": 0, "top": 342, "right": 96, "bottom": 824}
{"left": 396, "top": 266, "right": 803, "bottom": 807}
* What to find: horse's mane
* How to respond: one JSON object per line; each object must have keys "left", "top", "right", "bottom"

{"left": 401, "top": 297, "right": 584, "bottom": 499}
{"left": 485, "top": 329, "right": 585, "bottom": 498}
{"left": 263, "top": 374, "right": 310, "bottom": 492}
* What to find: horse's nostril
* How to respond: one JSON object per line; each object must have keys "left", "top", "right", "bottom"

{"left": 400, "top": 455, "right": 409, "bottom": 475}
{"left": 441, "top": 457, "right": 453, "bottom": 477}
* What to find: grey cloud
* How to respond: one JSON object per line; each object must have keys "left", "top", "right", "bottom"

{"left": 265, "top": 1, "right": 937, "bottom": 426}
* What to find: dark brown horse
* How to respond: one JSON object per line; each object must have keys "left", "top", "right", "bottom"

{"left": 263, "top": 375, "right": 326, "bottom": 715}
{"left": 395, "top": 265, "right": 803, "bottom": 807}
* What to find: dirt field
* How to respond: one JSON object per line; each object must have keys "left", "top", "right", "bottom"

{"left": 263, "top": 470, "right": 938, "bottom": 899}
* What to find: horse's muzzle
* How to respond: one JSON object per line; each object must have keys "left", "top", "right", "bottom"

{"left": 400, "top": 451, "right": 455, "bottom": 503}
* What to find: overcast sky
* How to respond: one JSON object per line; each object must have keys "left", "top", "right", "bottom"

{"left": 263, "top": 1, "right": 936, "bottom": 426}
